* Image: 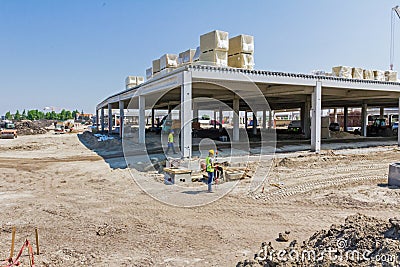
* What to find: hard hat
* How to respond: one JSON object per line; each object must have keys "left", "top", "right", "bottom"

{"left": 209, "top": 149, "right": 214, "bottom": 155}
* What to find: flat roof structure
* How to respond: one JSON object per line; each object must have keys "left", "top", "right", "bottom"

{"left": 96, "top": 64, "right": 400, "bottom": 157}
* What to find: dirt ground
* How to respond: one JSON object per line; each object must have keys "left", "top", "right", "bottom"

{"left": 0, "top": 132, "right": 399, "bottom": 266}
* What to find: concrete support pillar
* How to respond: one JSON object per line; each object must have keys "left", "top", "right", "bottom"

{"left": 181, "top": 71, "right": 192, "bottom": 158}
{"left": 213, "top": 110, "right": 217, "bottom": 129}
{"left": 108, "top": 103, "right": 112, "bottom": 135}
{"left": 398, "top": 98, "right": 400, "bottom": 146}
{"left": 244, "top": 111, "right": 248, "bottom": 130}
{"left": 138, "top": 96, "right": 146, "bottom": 144}
{"left": 262, "top": 109, "right": 267, "bottom": 130}
{"left": 151, "top": 108, "right": 155, "bottom": 128}
{"left": 119, "top": 100, "right": 124, "bottom": 138}
{"left": 96, "top": 109, "right": 100, "bottom": 131}
{"left": 380, "top": 107, "right": 385, "bottom": 119}
{"left": 333, "top": 108, "right": 338, "bottom": 123}
{"left": 361, "top": 103, "right": 368, "bottom": 137}
{"left": 268, "top": 110, "right": 273, "bottom": 128}
{"left": 344, "top": 106, "right": 348, "bottom": 132}
{"left": 311, "top": 81, "right": 322, "bottom": 152}
{"left": 219, "top": 107, "right": 223, "bottom": 130}
{"left": 252, "top": 112, "right": 257, "bottom": 135}
{"left": 101, "top": 108, "right": 105, "bottom": 132}
{"left": 304, "top": 95, "right": 311, "bottom": 139}
{"left": 193, "top": 102, "right": 199, "bottom": 121}
{"left": 233, "top": 95, "right": 240, "bottom": 142}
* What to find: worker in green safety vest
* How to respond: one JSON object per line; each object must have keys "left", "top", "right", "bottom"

{"left": 206, "top": 149, "right": 215, "bottom": 192}
{"left": 166, "top": 130, "right": 176, "bottom": 154}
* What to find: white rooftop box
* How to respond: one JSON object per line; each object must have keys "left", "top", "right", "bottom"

{"left": 228, "top": 34, "right": 254, "bottom": 55}
{"left": 160, "top": 54, "right": 178, "bottom": 70}
{"left": 152, "top": 59, "right": 161, "bottom": 74}
{"left": 178, "top": 49, "right": 196, "bottom": 65}
{"left": 200, "top": 50, "right": 228, "bottom": 67}
{"left": 200, "top": 30, "right": 229, "bottom": 53}
{"left": 146, "top": 67, "right": 153, "bottom": 80}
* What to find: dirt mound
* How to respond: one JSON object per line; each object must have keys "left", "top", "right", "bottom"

{"left": 14, "top": 120, "right": 54, "bottom": 135}
{"left": 238, "top": 214, "right": 400, "bottom": 266}
{"left": 79, "top": 131, "right": 121, "bottom": 150}
{"left": 330, "top": 131, "right": 362, "bottom": 139}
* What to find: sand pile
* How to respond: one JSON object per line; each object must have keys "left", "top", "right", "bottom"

{"left": 14, "top": 120, "right": 53, "bottom": 135}
{"left": 237, "top": 214, "right": 400, "bottom": 266}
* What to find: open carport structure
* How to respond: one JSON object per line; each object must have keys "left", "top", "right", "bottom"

{"left": 96, "top": 65, "right": 400, "bottom": 158}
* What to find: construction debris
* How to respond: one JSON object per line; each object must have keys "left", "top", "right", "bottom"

{"left": 238, "top": 214, "right": 400, "bottom": 266}
{"left": 14, "top": 120, "right": 52, "bottom": 135}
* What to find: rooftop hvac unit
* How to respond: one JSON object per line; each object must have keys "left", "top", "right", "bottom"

{"left": 146, "top": 67, "right": 153, "bottom": 80}
{"left": 152, "top": 59, "right": 161, "bottom": 74}
{"left": 192, "top": 46, "right": 201, "bottom": 62}
{"left": 200, "top": 30, "right": 229, "bottom": 53}
{"left": 200, "top": 50, "right": 228, "bottom": 67}
{"left": 136, "top": 76, "right": 144, "bottom": 84}
{"left": 228, "top": 34, "right": 254, "bottom": 55}
{"left": 125, "top": 76, "right": 137, "bottom": 86}
{"left": 160, "top": 54, "right": 178, "bottom": 70}
{"left": 178, "top": 49, "right": 196, "bottom": 65}
{"left": 228, "top": 53, "right": 254, "bottom": 70}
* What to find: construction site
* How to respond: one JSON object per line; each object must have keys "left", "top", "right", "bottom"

{"left": 1, "top": 2, "right": 400, "bottom": 267}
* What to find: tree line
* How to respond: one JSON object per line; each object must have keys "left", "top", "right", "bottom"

{"left": 4, "top": 109, "right": 81, "bottom": 121}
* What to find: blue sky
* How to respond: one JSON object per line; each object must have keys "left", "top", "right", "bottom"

{"left": 1, "top": 0, "right": 399, "bottom": 115}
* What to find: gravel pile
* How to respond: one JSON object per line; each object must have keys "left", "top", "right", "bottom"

{"left": 238, "top": 214, "right": 400, "bottom": 267}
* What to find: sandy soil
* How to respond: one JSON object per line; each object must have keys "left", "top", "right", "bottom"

{"left": 0, "top": 132, "right": 399, "bottom": 266}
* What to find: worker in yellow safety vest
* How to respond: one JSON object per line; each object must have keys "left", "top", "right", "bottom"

{"left": 206, "top": 150, "right": 215, "bottom": 192}
{"left": 166, "top": 130, "right": 176, "bottom": 154}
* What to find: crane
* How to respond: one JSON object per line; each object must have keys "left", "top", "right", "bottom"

{"left": 390, "top": 5, "right": 400, "bottom": 70}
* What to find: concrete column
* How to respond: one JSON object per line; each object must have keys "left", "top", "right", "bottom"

{"left": 213, "top": 110, "right": 217, "bottom": 129}
{"left": 244, "top": 111, "right": 248, "bottom": 130}
{"left": 119, "top": 100, "right": 124, "bottom": 138}
{"left": 344, "top": 106, "right": 348, "bottom": 132}
{"left": 252, "top": 112, "right": 257, "bottom": 135}
{"left": 268, "top": 110, "right": 273, "bottom": 128}
{"left": 398, "top": 98, "right": 400, "bottom": 146}
{"left": 101, "top": 108, "right": 105, "bottom": 132}
{"left": 380, "top": 107, "right": 385, "bottom": 119}
{"left": 96, "top": 109, "right": 100, "bottom": 131}
{"left": 304, "top": 95, "right": 311, "bottom": 139}
{"left": 193, "top": 102, "right": 199, "bottom": 121}
{"left": 151, "top": 108, "right": 155, "bottom": 128}
{"left": 138, "top": 96, "right": 146, "bottom": 144}
{"left": 108, "top": 103, "right": 112, "bottom": 134}
{"left": 219, "top": 107, "right": 223, "bottom": 130}
{"left": 311, "top": 81, "right": 322, "bottom": 152}
{"left": 361, "top": 103, "right": 368, "bottom": 137}
{"left": 333, "top": 108, "right": 338, "bottom": 123}
{"left": 181, "top": 71, "right": 192, "bottom": 158}
{"left": 233, "top": 95, "right": 240, "bottom": 142}
{"left": 262, "top": 109, "right": 267, "bottom": 130}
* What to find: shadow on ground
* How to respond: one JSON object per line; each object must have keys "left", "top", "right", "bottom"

{"left": 77, "top": 132, "right": 127, "bottom": 169}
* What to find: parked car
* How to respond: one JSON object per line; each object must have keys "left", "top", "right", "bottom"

{"left": 329, "top": 122, "right": 340, "bottom": 131}
{"left": 288, "top": 120, "right": 302, "bottom": 133}
{"left": 393, "top": 122, "right": 398, "bottom": 135}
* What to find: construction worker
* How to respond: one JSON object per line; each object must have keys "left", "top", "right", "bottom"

{"left": 166, "top": 130, "right": 176, "bottom": 154}
{"left": 206, "top": 149, "right": 215, "bottom": 192}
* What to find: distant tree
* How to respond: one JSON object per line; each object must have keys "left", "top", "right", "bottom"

{"left": 45, "top": 111, "right": 52, "bottom": 120}
{"left": 72, "top": 110, "right": 79, "bottom": 120}
{"left": 21, "top": 109, "right": 27, "bottom": 120}
{"left": 37, "top": 110, "right": 44, "bottom": 120}
{"left": 27, "top": 110, "right": 37, "bottom": 120}
{"left": 65, "top": 110, "right": 73, "bottom": 120}
{"left": 14, "top": 110, "right": 21, "bottom": 121}
{"left": 59, "top": 109, "right": 67, "bottom": 121}
{"left": 5, "top": 111, "right": 12, "bottom": 120}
